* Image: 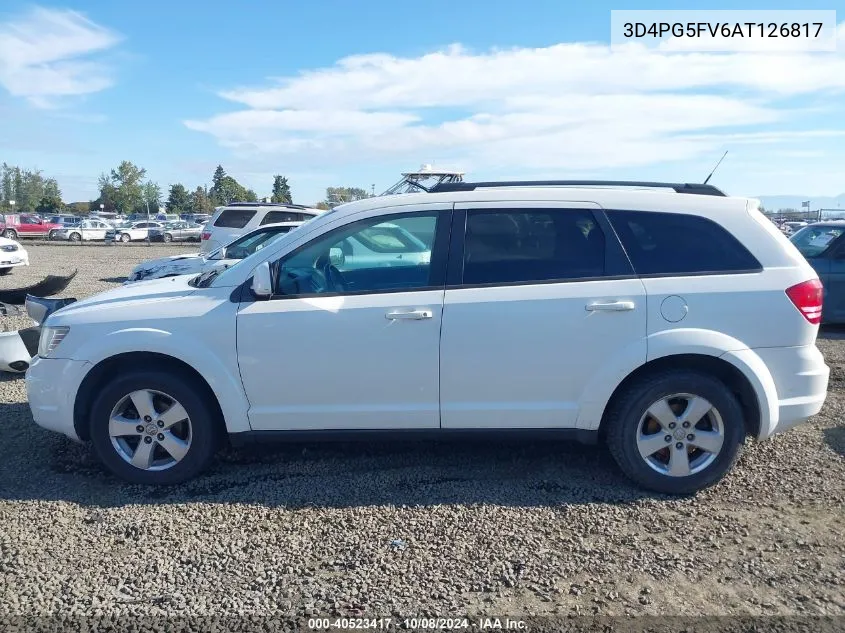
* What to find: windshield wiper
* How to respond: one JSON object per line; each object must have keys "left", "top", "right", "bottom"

{"left": 195, "top": 268, "right": 221, "bottom": 288}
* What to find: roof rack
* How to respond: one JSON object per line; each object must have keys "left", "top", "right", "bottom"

{"left": 428, "top": 180, "right": 727, "bottom": 197}
{"left": 225, "top": 202, "right": 314, "bottom": 209}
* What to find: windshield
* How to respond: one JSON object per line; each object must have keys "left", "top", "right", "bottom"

{"left": 196, "top": 226, "right": 305, "bottom": 287}
{"left": 790, "top": 225, "right": 845, "bottom": 258}
{"left": 220, "top": 228, "right": 292, "bottom": 260}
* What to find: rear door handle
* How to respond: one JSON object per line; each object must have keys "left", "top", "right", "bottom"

{"left": 385, "top": 310, "right": 433, "bottom": 320}
{"left": 586, "top": 301, "right": 635, "bottom": 312}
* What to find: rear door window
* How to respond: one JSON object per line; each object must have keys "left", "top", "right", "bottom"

{"left": 608, "top": 210, "right": 761, "bottom": 275}
{"left": 461, "top": 209, "right": 606, "bottom": 285}
{"left": 215, "top": 209, "right": 256, "bottom": 228}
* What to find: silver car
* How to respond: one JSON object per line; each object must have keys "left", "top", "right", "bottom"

{"left": 149, "top": 221, "right": 204, "bottom": 243}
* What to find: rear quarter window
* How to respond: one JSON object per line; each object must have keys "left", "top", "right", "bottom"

{"left": 608, "top": 210, "right": 761, "bottom": 275}
{"left": 260, "top": 211, "right": 309, "bottom": 225}
{"left": 215, "top": 209, "right": 257, "bottom": 228}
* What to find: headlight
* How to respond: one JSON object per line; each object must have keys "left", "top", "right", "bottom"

{"left": 38, "top": 326, "right": 70, "bottom": 357}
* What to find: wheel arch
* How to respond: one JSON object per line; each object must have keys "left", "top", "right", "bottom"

{"left": 73, "top": 352, "right": 226, "bottom": 441}
{"left": 597, "top": 353, "right": 765, "bottom": 441}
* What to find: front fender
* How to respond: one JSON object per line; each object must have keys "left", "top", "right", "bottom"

{"left": 71, "top": 328, "right": 251, "bottom": 434}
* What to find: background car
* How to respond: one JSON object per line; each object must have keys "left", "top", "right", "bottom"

{"left": 105, "top": 221, "right": 164, "bottom": 242}
{"left": 790, "top": 221, "right": 845, "bottom": 323}
{"left": 180, "top": 213, "right": 211, "bottom": 225}
{"left": 200, "top": 202, "right": 322, "bottom": 254}
{"left": 0, "top": 235, "right": 29, "bottom": 275}
{"left": 126, "top": 221, "right": 303, "bottom": 283}
{"left": 54, "top": 219, "right": 112, "bottom": 242}
{"left": 1, "top": 214, "right": 64, "bottom": 240}
{"left": 148, "top": 221, "right": 203, "bottom": 243}
{"left": 48, "top": 215, "right": 83, "bottom": 228}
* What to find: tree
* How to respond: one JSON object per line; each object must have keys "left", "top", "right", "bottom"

{"left": 35, "top": 178, "right": 63, "bottom": 214}
{"left": 271, "top": 175, "right": 292, "bottom": 204}
{"left": 166, "top": 183, "right": 191, "bottom": 214}
{"left": 104, "top": 160, "right": 146, "bottom": 214}
{"left": 91, "top": 173, "right": 117, "bottom": 213}
{"left": 324, "top": 186, "right": 372, "bottom": 208}
{"left": 66, "top": 201, "right": 89, "bottom": 215}
{"left": 190, "top": 186, "right": 214, "bottom": 214}
{"left": 142, "top": 181, "right": 162, "bottom": 213}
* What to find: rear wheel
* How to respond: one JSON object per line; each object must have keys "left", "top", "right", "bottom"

{"left": 3, "top": 229, "right": 17, "bottom": 240}
{"left": 605, "top": 370, "right": 745, "bottom": 495}
{"left": 89, "top": 369, "right": 221, "bottom": 484}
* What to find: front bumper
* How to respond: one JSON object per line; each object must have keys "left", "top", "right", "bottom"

{"left": 0, "top": 252, "right": 28, "bottom": 267}
{"left": 25, "top": 356, "right": 91, "bottom": 442}
{"left": 0, "top": 330, "right": 30, "bottom": 372}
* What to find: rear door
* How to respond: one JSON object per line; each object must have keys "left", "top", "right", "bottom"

{"left": 439, "top": 201, "right": 647, "bottom": 429}
{"left": 820, "top": 237, "right": 845, "bottom": 321}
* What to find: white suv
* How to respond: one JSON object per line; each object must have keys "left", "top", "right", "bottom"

{"left": 200, "top": 202, "right": 323, "bottom": 254}
{"left": 26, "top": 181, "right": 829, "bottom": 493}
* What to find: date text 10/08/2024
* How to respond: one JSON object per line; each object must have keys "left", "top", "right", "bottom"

{"left": 308, "top": 617, "right": 527, "bottom": 630}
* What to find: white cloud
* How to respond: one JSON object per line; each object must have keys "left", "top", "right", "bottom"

{"left": 185, "top": 25, "right": 845, "bottom": 182}
{"left": 0, "top": 7, "right": 121, "bottom": 107}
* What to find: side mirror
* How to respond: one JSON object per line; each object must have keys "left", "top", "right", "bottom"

{"left": 329, "top": 247, "right": 345, "bottom": 266}
{"left": 251, "top": 261, "right": 273, "bottom": 298}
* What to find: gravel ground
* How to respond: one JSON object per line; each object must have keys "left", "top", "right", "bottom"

{"left": 0, "top": 243, "right": 843, "bottom": 624}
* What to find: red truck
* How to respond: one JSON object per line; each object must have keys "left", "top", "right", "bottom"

{"left": 1, "top": 214, "right": 64, "bottom": 240}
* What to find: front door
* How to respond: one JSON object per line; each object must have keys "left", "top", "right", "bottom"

{"left": 439, "top": 202, "right": 647, "bottom": 429}
{"left": 236, "top": 205, "right": 452, "bottom": 431}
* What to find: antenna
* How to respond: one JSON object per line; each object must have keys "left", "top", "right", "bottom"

{"left": 703, "top": 151, "right": 728, "bottom": 185}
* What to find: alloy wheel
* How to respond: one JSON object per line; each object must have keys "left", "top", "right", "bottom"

{"left": 108, "top": 389, "right": 192, "bottom": 471}
{"left": 636, "top": 393, "right": 725, "bottom": 477}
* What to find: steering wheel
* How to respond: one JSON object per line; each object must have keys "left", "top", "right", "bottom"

{"left": 315, "top": 253, "right": 346, "bottom": 292}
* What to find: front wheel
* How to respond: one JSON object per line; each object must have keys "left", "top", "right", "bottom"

{"left": 69, "top": 232, "right": 81, "bottom": 242}
{"left": 120, "top": 233, "right": 130, "bottom": 243}
{"left": 605, "top": 370, "right": 745, "bottom": 495}
{"left": 48, "top": 230, "right": 57, "bottom": 240}
{"left": 163, "top": 233, "right": 173, "bottom": 243}
{"left": 89, "top": 369, "right": 222, "bottom": 484}
{"left": 0, "top": 267, "right": 11, "bottom": 276}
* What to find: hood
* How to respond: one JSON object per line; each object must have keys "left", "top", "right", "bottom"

{"left": 131, "top": 253, "right": 202, "bottom": 271}
{"left": 47, "top": 274, "right": 199, "bottom": 324}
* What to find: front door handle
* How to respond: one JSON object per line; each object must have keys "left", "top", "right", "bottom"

{"left": 385, "top": 309, "right": 433, "bottom": 320}
{"left": 586, "top": 301, "right": 635, "bottom": 312}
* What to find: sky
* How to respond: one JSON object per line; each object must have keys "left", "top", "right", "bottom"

{"left": 1, "top": 0, "right": 844, "bottom": 205}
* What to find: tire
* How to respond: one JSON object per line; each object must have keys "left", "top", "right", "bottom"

{"left": 4, "top": 229, "right": 17, "bottom": 240}
{"left": 605, "top": 370, "right": 745, "bottom": 495}
{"left": 48, "top": 230, "right": 57, "bottom": 240}
{"left": 0, "top": 267, "right": 11, "bottom": 276}
{"left": 120, "top": 233, "right": 130, "bottom": 243}
{"left": 89, "top": 369, "right": 222, "bottom": 485}
{"left": 69, "top": 232, "right": 81, "bottom": 242}
{"left": 163, "top": 233, "right": 173, "bottom": 243}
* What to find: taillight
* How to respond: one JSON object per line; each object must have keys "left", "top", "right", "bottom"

{"left": 785, "top": 279, "right": 823, "bottom": 324}
{"left": 201, "top": 232, "right": 211, "bottom": 240}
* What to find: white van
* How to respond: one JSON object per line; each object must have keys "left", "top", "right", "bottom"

{"left": 200, "top": 203, "right": 323, "bottom": 254}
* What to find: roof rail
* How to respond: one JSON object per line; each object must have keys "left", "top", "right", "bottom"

{"left": 428, "top": 180, "right": 727, "bottom": 197}
{"left": 225, "top": 201, "right": 314, "bottom": 209}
